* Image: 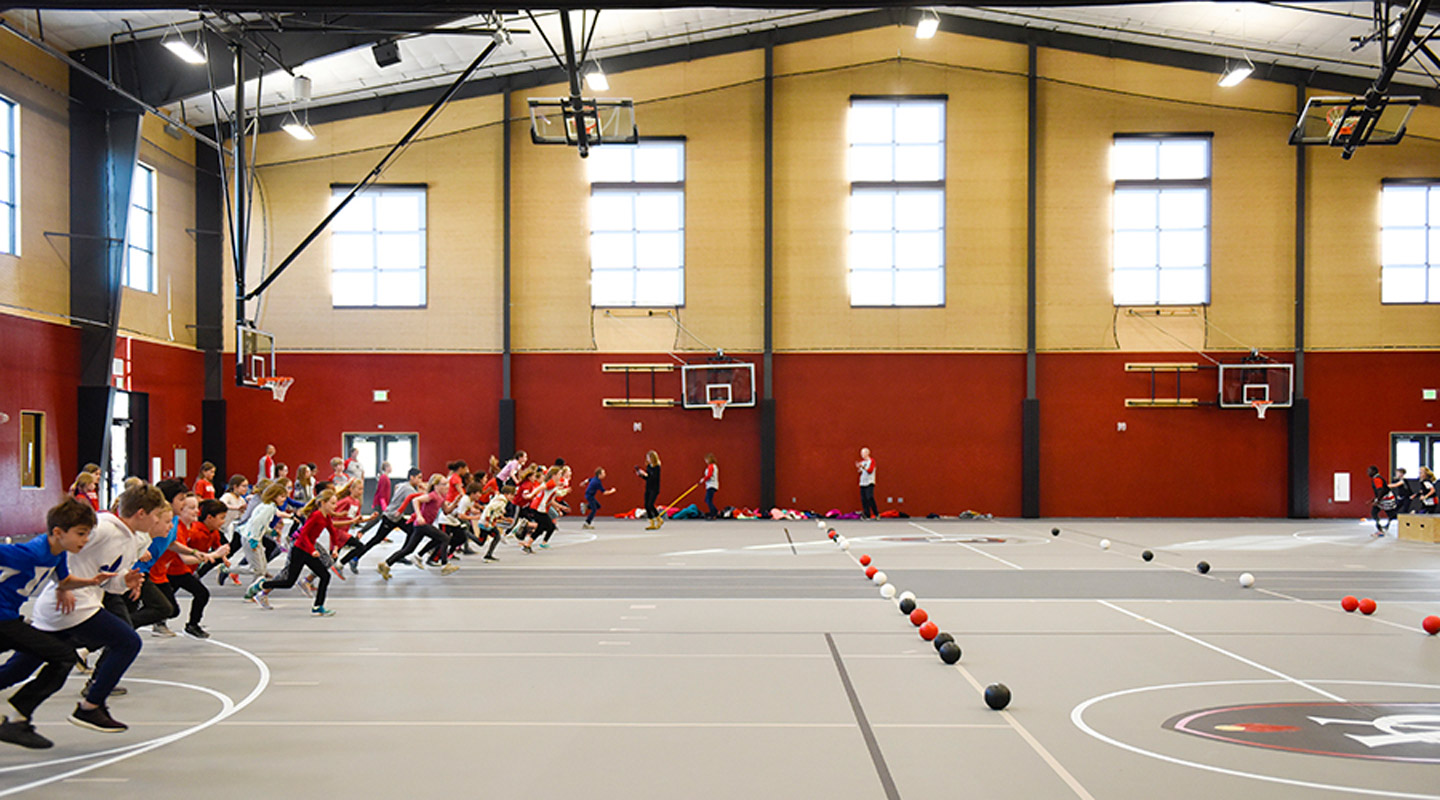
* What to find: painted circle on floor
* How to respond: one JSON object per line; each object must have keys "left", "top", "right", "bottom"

{"left": 1073, "top": 679, "right": 1440, "bottom": 799}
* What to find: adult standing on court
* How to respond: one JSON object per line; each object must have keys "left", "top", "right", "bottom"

{"left": 257, "top": 444, "right": 277, "bottom": 484}
{"left": 856, "top": 447, "right": 878, "bottom": 520}
{"left": 637, "top": 451, "right": 662, "bottom": 529}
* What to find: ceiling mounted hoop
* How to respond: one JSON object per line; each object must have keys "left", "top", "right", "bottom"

{"left": 260, "top": 375, "right": 293, "bottom": 402}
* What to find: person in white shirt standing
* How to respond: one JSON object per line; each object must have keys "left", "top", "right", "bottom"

{"left": 856, "top": 447, "right": 878, "bottom": 520}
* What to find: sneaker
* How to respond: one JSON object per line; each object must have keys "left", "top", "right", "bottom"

{"left": 538, "top": 543, "right": 549, "bottom": 549}
{"left": 299, "top": 577, "right": 315, "bottom": 597}
{"left": 243, "top": 580, "right": 263, "bottom": 601}
{"left": 582, "top": 523, "right": 594, "bottom": 530}
{"left": 215, "top": 567, "right": 229, "bottom": 587}
{"left": 330, "top": 564, "right": 347, "bottom": 581}
{"left": 347, "top": 559, "right": 359, "bottom": 575}
{"left": 0, "top": 717, "right": 52, "bottom": 749}
{"left": 441, "top": 563, "right": 460, "bottom": 575}
{"left": 151, "top": 622, "right": 176, "bottom": 638}
{"left": 484, "top": 555, "right": 499, "bottom": 562}
{"left": 82, "top": 680, "right": 126, "bottom": 697}
{"left": 69, "top": 703, "right": 127, "bottom": 733}
{"left": 522, "top": 545, "right": 533, "bottom": 554}
{"left": 377, "top": 562, "right": 391, "bottom": 581}
{"left": 256, "top": 590, "right": 272, "bottom": 610}
{"left": 74, "top": 648, "right": 92, "bottom": 675}
{"left": 184, "top": 623, "right": 210, "bottom": 639}
{"left": 310, "top": 606, "right": 335, "bottom": 617}
{"left": 409, "top": 556, "right": 426, "bottom": 570}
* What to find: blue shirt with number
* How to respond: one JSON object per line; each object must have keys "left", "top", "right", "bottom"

{"left": 0, "top": 536, "right": 70, "bottom": 620}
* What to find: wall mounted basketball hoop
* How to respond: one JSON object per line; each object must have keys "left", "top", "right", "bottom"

{"left": 1250, "top": 400, "right": 1272, "bottom": 420}
{"left": 709, "top": 399, "right": 727, "bottom": 420}
{"left": 260, "top": 375, "right": 294, "bottom": 402}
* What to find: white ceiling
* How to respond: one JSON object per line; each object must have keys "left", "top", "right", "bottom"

{"left": 3, "top": 3, "right": 1438, "bottom": 128}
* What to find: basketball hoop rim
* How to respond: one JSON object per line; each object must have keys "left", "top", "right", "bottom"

{"left": 260, "top": 375, "right": 294, "bottom": 403}
{"left": 1250, "top": 399, "right": 1272, "bottom": 419}
{"left": 708, "top": 399, "right": 727, "bottom": 419}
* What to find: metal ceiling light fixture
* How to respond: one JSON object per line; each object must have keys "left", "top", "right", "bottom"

{"left": 281, "top": 76, "right": 315, "bottom": 141}
{"left": 915, "top": 9, "right": 940, "bottom": 39}
{"left": 584, "top": 60, "right": 609, "bottom": 91}
{"left": 161, "top": 23, "right": 206, "bottom": 65}
{"left": 1218, "top": 52, "right": 1254, "bottom": 86}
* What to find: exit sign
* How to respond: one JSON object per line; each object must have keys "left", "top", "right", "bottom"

{"left": 1425, "top": 389, "right": 1437, "bottom": 401}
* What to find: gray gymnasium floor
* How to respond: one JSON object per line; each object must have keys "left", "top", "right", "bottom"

{"left": 3, "top": 517, "right": 1439, "bottom": 798}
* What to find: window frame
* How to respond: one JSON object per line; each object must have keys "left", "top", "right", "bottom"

{"left": 0, "top": 94, "right": 14, "bottom": 256}
{"left": 123, "top": 162, "right": 157, "bottom": 293}
{"left": 1110, "top": 132, "right": 1213, "bottom": 307}
{"left": 588, "top": 138, "right": 687, "bottom": 309}
{"left": 328, "top": 183, "right": 429, "bottom": 309}
{"left": 847, "top": 95, "right": 948, "bottom": 308}
{"left": 1379, "top": 177, "right": 1440, "bottom": 305}
{"left": 19, "top": 410, "right": 44, "bottom": 490}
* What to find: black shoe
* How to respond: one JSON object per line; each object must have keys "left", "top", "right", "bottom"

{"left": 83, "top": 679, "right": 126, "bottom": 697}
{"left": 184, "top": 623, "right": 210, "bottom": 639}
{"left": 484, "top": 555, "right": 499, "bottom": 562}
{"left": 0, "top": 717, "right": 53, "bottom": 749}
{"left": 70, "top": 703, "right": 127, "bottom": 733}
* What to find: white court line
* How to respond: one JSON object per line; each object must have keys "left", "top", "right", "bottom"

{"left": 948, "top": 661, "right": 1096, "bottom": 800}
{"left": 1252, "top": 586, "right": 1423, "bottom": 633}
{"left": 1096, "top": 600, "right": 1347, "bottom": 702}
{"left": 221, "top": 720, "right": 858, "bottom": 729}
{"left": 0, "top": 638, "right": 270, "bottom": 796}
{"left": 908, "top": 522, "right": 1023, "bottom": 570}
{"left": 1071, "top": 679, "right": 1440, "bottom": 800}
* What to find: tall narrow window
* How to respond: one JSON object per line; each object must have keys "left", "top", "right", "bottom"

{"left": 848, "top": 97, "right": 946, "bottom": 307}
{"left": 0, "top": 95, "right": 14, "bottom": 255}
{"left": 1111, "top": 135, "right": 1211, "bottom": 306}
{"left": 124, "top": 163, "right": 156, "bottom": 292}
{"left": 588, "top": 140, "right": 685, "bottom": 307}
{"left": 330, "top": 185, "right": 428, "bottom": 308}
{"left": 1380, "top": 181, "right": 1440, "bottom": 303}
{"left": 19, "top": 411, "right": 43, "bottom": 489}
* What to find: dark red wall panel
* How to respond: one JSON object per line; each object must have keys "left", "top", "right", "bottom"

{"left": 1307, "top": 351, "right": 1440, "bottom": 519}
{"left": 0, "top": 314, "right": 80, "bottom": 537}
{"left": 128, "top": 338, "right": 205, "bottom": 481}
{"left": 511, "top": 354, "right": 762, "bottom": 516}
{"left": 775, "top": 353, "right": 1026, "bottom": 517}
{"left": 222, "top": 352, "right": 502, "bottom": 483}
{"left": 1038, "top": 353, "right": 1290, "bottom": 517}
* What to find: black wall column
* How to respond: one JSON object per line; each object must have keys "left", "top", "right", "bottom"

{"left": 1289, "top": 82, "right": 1310, "bottom": 519}
{"left": 196, "top": 143, "right": 227, "bottom": 475}
{"left": 1021, "top": 42, "right": 1041, "bottom": 519}
{"left": 498, "top": 87, "right": 516, "bottom": 460}
{"left": 759, "top": 42, "right": 776, "bottom": 512}
{"left": 69, "top": 70, "right": 142, "bottom": 481}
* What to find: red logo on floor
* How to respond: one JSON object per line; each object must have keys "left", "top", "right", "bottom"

{"left": 1164, "top": 702, "right": 1440, "bottom": 763}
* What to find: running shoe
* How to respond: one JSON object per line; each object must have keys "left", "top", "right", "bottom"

{"left": 484, "top": 555, "right": 499, "bottom": 562}
{"left": 299, "top": 576, "right": 315, "bottom": 597}
{"left": 74, "top": 648, "right": 92, "bottom": 675}
{"left": 582, "top": 523, "right": 594, "bottom": 530}
{"left": 522, "top": 545, "right": 533, "bottom": 554}
{"left": 151, "top": 622, "right": 177, "bottom": 637}
{"left": 82, "top": 679, "right": 126, "bottom": 697}
{"left": 330, "top": 564, "right": 347, "bottom": 581}
{"left": 310, "top": 606, "right": 335, "bottom": 617}
{"left": 441, "top": 563, "right": 459, "bottom": 575}
{"left": 538, "top": 543, "right": 549, "bottom": 549}
{"left": 347, "top": 559, "right": 359, "bottom": 575}
{"left": 69, "top": 703, "right": 127, "bottom": 733}
{"left": 183, "top": 623, "right": 210, "bottom": 639}
{"left": 256, "top": 590, "right": 272, "bottom": 610}
{"left": 377, "top": 561, "right": 391, "bottom": 581}
{"left": 243, "top": 580, "right": 263, "bottom": 600}
{"left": 0, "top": 718, "right": 52, "bottom": 749}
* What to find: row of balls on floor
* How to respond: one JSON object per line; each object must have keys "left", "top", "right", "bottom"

{"left": 1052, "top": 527, "right": 1438, "bottom": 634}
{"left": 824, "top": 524, "right": 1011, "bottom": 711}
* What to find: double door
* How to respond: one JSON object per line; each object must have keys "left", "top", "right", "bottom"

{"left": 342, "top": 433, "right": 418, "bottom": 507}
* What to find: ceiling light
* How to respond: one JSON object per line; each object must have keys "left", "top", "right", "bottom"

{"left": 281, "top": 110, "right": 315, "bottom": 141}
{"left": 916, "top": 10, "right": 940, "bottom": 39}
{"left": 162, "top": 26, "right": 206, "bottom": 65}
{"left": 1218, "top": 53, "right": 1254, "bottom": 87}
{"left": 585, "top": 62, "right": 609, "bottom": 92}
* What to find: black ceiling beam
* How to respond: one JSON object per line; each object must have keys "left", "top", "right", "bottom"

{"left": 237, "top": 5, "right": 1438, "bottom": 139}
{"left": 67, "top": 11, "right": 471, "bottom": 108}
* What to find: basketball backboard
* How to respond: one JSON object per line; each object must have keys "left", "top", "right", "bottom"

{"left": 1289, "top": 95, "right": 1419, "bottom": 151}
{"left": 238, "top": 323, "right": 275, "bottom": 388}
{"left": 529, "top": 98, "right": 638, "bottom": 152}
{"left": 1218, "top": 363, "right": 1292, "bottom": 409}
{"left": 681, "top": 362, "right": 755, "bottom": 410}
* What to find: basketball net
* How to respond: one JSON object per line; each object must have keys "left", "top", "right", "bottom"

{"left": 709, "top": 399, "right": 727, "bottom": 420}
{"left": 1250, "top": 400, "right": 1271, "bottom": 420}
{"left": 261, "top": 376, "right": 294, "bottom": 403}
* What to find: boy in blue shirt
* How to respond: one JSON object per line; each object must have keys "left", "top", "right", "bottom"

{"left": 582, "top": 468, "right": 616, "bottom": 530}
{"left": 0, "top": 498, "right": 121, "bottom": 749}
